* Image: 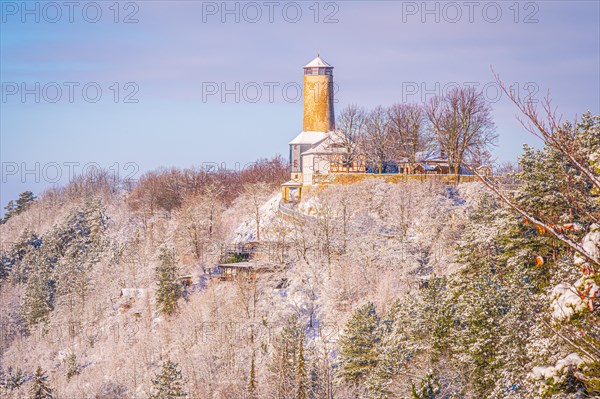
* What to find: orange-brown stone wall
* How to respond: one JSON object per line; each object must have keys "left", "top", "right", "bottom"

{"left": 303, "top": 75, "right": 335, "bottom": 132}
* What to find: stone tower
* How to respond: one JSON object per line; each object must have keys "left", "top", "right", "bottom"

{"left": 302, "top": 55, "right": 335, "bottom": 132}
{"left": 284, "top": 55, "right": 336, "bottom": 200}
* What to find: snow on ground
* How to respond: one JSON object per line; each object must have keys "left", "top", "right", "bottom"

{"left": 297, "top": 196, "right": 320, "bottom": 216}
{"left": 456, "top": 182, "right": 489, "bottom": 205}
{"left": 231, "top": 192, "right": 325, "bottom": 244}
{"left": 231, "top": 194, "right": 281, "bottom": 243}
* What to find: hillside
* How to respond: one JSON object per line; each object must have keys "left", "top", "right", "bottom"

{"left": 1, "top": 118, "right": 599, "bottom": 398}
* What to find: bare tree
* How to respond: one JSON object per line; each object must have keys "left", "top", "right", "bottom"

{"left": 493, "top": 161, "right": 520, "bottom": 185}
{"left": 466, "top": 143, "right": 495, "bottom": 169}
{"left": 364, "top": 106, "right": 393, "bottom": 173}
{"left": 241, "top": 182, "right": 272, "bottom": 242}
{"left": 331, "top": 105, "right": 367, "bottom": 172}
{"left": 178, "top": 183, "right": 225, "bottom": 261}
{"left": 426, "top": 87, "right": 497, "bottom": 175}
{"left": 388, "top": 103, "right": 432, "bottom": 163}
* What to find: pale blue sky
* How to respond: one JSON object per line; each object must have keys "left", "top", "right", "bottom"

{"left": 1, "top": 1, "right": 599, "bottom": 212}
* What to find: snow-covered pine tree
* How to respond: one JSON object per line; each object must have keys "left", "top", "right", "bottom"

{"left": 247, "top": 349, "right": 257, "bottom": 399}
{"left": 1, "top": 200, "right": 15, "bottom": 224}
{"left": 65, "top": 353, "right": 80, "bottom": 380}
{"left": 436, "top": 180, "right": 582, "bottom": 397}
{"left": 0, "top": 254, "right": 12, "bottom": 282}
{"left": 366, "top": 299, "right": 414, "bottom": 399}
{"left": 6, "top": 230, "right": 42, "bottom": 284}
{"left": 148, "top": 360, "right": 187, "bottom": 399}
{"left": 15, "top": 191, "right": 35, "bottom": 213}
{"left": 3, "top": 367, "right": 25, "bottom": 390}
{"left": 338, "top": 302, "right": 381, "bottom": 385}
{"left": 49, "top": 200, "right": 108, "bottom": 308}
{"left": 28, "top": 367, "right": 53, "bottom": 399}
{"left": 307, "top": 345, "right": 334, "bottom": 399}
{"left": 155, "top": 247, "right": 181, "bottom": 316}
{"left": 296, "top": 336, "right": 308, "bottom": 399}
{"left": 22, "top": 248, "right": 55, "bottom": 330}
{"left": 410, "top": 372, "right": 440, "bottom": 399}
{"left": 450, "top": 266, "right": 509, "bottom": 394}
{"left": 83, "top": 198, "right": 109, "bottom": 243}
{"left": 498, "top": 112, "right": 600, "bottom": 394}
{"left": 2, "top": 191, "right": 36, "bottom": 224}
{"left": 268, "top": 314, "right": 303, "bottom": 399}
{"left": 444, "top": 204, "right": 529, "bottom": 396}
{"left": 308, "top": 357, "right": 320, "bottom": 399}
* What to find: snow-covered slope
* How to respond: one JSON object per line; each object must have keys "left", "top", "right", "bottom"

{"left": 231, "top": 194, "right": 282, "bottom": 243}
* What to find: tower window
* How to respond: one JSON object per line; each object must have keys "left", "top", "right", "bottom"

{"left": 305, "top": 67, "right": 332, "bottom": 75}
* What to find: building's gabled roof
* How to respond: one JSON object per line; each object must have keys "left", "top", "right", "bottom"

{"left": 397, "top": 150, "right": 448, "bottom": 163}
{"left": 418, "top": 163, "right": 438, "bottom": 171}
{"left": 301, "top": 134, "right": 346, "bottom": 156}
{"left": 417, "top": 150, "right": 446, "bottom": 162}
{"left": 289, "top": 131, "right": 328, "bottom": 145}
{"left": 302, "top": 142, "right": 330, "bottom": 156}
{"left": 304, "top": 55, "right": 333, "bottom": 68}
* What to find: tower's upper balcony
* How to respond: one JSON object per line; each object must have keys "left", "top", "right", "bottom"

{"left": 304, "top": 67, "right": 332, "bottom": 76}
{"left": 304, "top": 55, "right": 333, "bottom": 76}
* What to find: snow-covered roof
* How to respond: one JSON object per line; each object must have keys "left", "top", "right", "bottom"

{"left": 282, "top": 180, "right": 303, "bottom": 187}
{"left": 302, "top": 142, "right": 331, "bottom": 155}
{"left": 416, "top": 150, "right": 446, "bottom": 162}
{"left": 289, "top": 131, "right": 328, "bottom": 145}
{"left": 301, "top": 135, "right": 346, "bottom": 156}
{"left": 397, "top": 150, "right": 447, "bottom": 163}
{"left": 419, "top": 164, "right": 437, "bottom": 171}
{"left": 304, "top": 55, "right": 333, "bottom": 68}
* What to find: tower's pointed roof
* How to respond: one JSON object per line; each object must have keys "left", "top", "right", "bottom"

{"left": 304, "top": 54, "right": 333, "bottom": 68}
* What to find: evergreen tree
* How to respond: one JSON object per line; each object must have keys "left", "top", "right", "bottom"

{"left": 65, "top": 353, "right": 80, "bottom": 380}
{"left": 307, "top": 346, "right": 333, "bottom": 399}
{"left": 53, "top": 200, "right": 107, "bottom": 306}
{"left": 1, "top": 200, "right": 15, "bottom": 224}
{"left": 296, "top": 337, "right": 308, "bottom": 399}
{"left": 16, "top": 201, "right": 108, "bottom": 329}
{"left": 451, "top": 268, "right": 509, "bottom": 394}
{"left": 247, "top": 349, "right": 257, "bottom": 399}
{"left": 22, "top": 249, "right": 55, "bottom": 330}
{"left": 410, "top": 372, "right": 440, "bottom": 399}
{"left": 5, "top": 230, "right": 43, "bottom": 284}
{"left": 338, "top": 302, "right": 381, "bottom": 384}
{"left": 3, "top": 367, "right": 25, "bottom": 390}
{"left": 0, "top": 254, "right": 13, "bottom": 282}
{"left": 28, "top": 367, "right": 53, "bottom": 399}
{"left": 366, "top": 303, "right": 404, "bottom": 399}
{"left": 148, "top": 360, "right": 187, "bottom": 399}
{"left": 1, "top": 191, "right": 35, "bottom": 224}
{"left": 16, "top": 191, "right": 35, "bottom": 212}
{"left": 308, "top": 358, "right": 320, "bottom": 399}
{"left": 422, "top": 190, "right": 561, "bottom": 397}
{"left": 269, "top": 314, "right": 303, "bottom": 399}
{"left": 516, "top": 144, "right": 599, "bottom": 230}
{"left": 155, "top": 247, "right": 181, "bottom": 316}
